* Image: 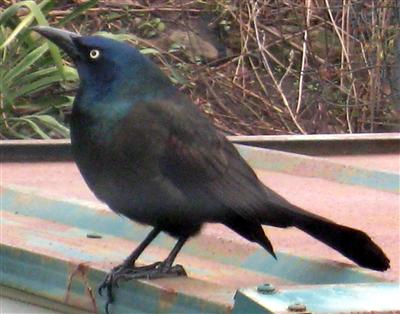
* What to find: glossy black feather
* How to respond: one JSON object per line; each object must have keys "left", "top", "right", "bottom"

{"left": 36, "top": 28, "right": 390, "bottom": 272}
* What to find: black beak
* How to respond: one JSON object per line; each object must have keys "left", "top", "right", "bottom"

{"left": 31, "top": 26, "right": 81, "bottom": 59}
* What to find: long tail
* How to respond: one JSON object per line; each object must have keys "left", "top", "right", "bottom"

{"left": 262, "top": 189, "right": 390, "bottom": 271}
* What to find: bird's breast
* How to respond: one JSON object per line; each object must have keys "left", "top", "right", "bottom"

{"left": 69, "top": 109, "right": 172, "bottom": 212}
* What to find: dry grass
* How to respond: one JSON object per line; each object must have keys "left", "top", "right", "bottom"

{"left": 5, "top": 0, "right": 399, "bottom": 136}
{"left": 176, "top": 0, "right": 399, "bottom": 134}
{"left": 92, "top": 0, "right": 399, "bottom": 134}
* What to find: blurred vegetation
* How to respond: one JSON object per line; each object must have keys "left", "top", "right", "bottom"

{"left": 0, "top": 0, "right": 399, "bottom": 139}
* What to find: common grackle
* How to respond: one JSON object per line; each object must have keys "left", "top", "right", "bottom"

{"left": 32, "top": 26, "right": 390, "bottom": 313}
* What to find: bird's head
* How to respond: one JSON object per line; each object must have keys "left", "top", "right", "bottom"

{"left": 31, "top": 26, "right": 170, "bottom": 100}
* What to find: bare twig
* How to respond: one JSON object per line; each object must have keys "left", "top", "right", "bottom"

{"left": 251, "top": 0, "right": 306, "bottom": 134}
{"left": 279, "top": 50, "right": 295, "bottom": 88}
{"left": 325, "top": 0, "right": 357, "bottom": 132}
{"left": 295, "top": 0, "right": 311, "bottom": 114}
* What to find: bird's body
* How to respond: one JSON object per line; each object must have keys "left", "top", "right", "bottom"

{"left": 68, "top": 39, "right": 280, "bottom": 239}
{"left": 71, "top": 83, "right": 270, "bottom": 238}
{"left": 32, "top": 26, "right": 390, "bottom": 313}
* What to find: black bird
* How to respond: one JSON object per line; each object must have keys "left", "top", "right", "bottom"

{"left": 32, "top": 26, "right": 390, "bottom": 312}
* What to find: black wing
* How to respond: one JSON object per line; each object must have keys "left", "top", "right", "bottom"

{"left": 153, "top": 98, "right": 270, "bottom": 220}
{"left": 114, "top": 96, "right": 282, "bottom": 255}
{"left": 115, "top": 96, "right": 287, "bottom": 221}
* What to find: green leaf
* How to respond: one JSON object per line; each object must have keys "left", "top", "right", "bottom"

{"left": 17, "top": 66, "right": 60, "bottom": 84}
{"left": 167, "top": 65, "right": 188, "bottom": 85}
{"left": 0, "top": 0, "right": 52, "bottom": 50}
{"left": 140, "top": 48, "right": 160, "bottom": 55}
{"left": 30, "top": 115, "right": 70, "bottom": 137}
{"left": 57, "top": 0, "right": 98, "bottom": 27}
{"left": 0, "top": 0, "right": 66, "bottom": 79}
{"left": 9, "top": 69, "right": 74, "bottom": 100}
{"left": 94, "top": 31, "right": 137, "bottom": 42}
{"left": 3, "top": 122, "right": 33, "bottom": 139}
{"left": 3, "top": 44, "right": 48, "bottom": 85}
{"left": 10, "top": 65, "right": 77, "bottom": 99}
{"left": 16, "top": 65, "right": 77, "bottom": 89}
{"left": 31, "top": 95, "right": 73, "bottom": 109}
{"left": 10, "top": 116, "right": 50, "bottom": 139}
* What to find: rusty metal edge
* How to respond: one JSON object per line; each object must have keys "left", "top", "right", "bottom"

{"left": 0, "top": 139, "right": 72, "bottom": 162}
{"left": 1, "top": 133, "right": 399, "bottom": 163}
{"left": 3, "top": 240, "right": 395, "bottom": 314}
{"left": 0, "top": 285, "right": 92, "bottom": 314}
{"left": 229, "top": 133, "right": 400, "bottom": 156}
{"left": 0, "top": 243, "right": 232, "bottom": 314}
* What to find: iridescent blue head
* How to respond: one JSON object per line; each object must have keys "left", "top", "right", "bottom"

{"left": 31, "top": 26, "right": 172, "bottom": 103}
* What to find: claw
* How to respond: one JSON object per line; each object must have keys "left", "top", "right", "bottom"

{"left": 98, "top": 278, "right": 108, "bottom": 296}
{"left": 172, "top": 264, "right": 187, "bottom": 276}
{"left": 98, "top": 282, "right": 105, "bottom": 296}
{"left": 105, "top": 299, "right": 111, "bottom": 314}
{"left": 105, "top": 283, "right": 113, "bottom": 313}
{"left": 98, "top": 272, "right": 112, "bottom": 297}
{"left": 98, "top": 268, "right": 116, "bottom": 313}
{"left": 98, "top": 262, "right": 187, "bottom": 313}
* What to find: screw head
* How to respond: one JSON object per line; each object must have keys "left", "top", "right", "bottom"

{"left": 257, "top": 283, "right": 276, "bottom": 294}
{"left": 288, "top": 303, "right": 307, "bottom": 312}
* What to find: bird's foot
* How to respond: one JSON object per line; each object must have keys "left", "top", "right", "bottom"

{"left": 98, "top": 262, "right": 187, "bottom": 314}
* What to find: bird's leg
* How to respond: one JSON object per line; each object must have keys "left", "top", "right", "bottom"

{"left": 120, "top": 228, "right": 162, "bottom": 269}
{"left": 98, "top": 231, "right": 188, "bottom": 314}
{"left": 98, "top": 227, "right": 160, "bottom": 313}
{"left": 107, "top": 236, "right": 189, "bottom": 282}
{"left": 146, "top": 236, "right": 188, "bottom": 278}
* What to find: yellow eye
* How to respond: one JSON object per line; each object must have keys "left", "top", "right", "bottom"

{"left": 89, "top": 49, "right": 100, "bottom": 59}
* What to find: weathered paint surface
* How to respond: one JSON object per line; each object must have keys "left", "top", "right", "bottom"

{"left": 3, "top": 157, "right": 398, "bottom": 281}
{"left": 1, "top": 136, "right": 398, "bottom": 313}
{"left": 1, "top": 138, "right": 398, "bottom": 192}
{"left": 1, "top": 211, "right": 233, "bottom": 313}
{"left": 234, "top": 283, "right": 400, "bottom": 313}
{"left": 1, "top": 185, "right": 396, "bottom": 313}
{"left": 235, "top": 145, "right": 399, "bottom": 194}
{"left": 2, "top": 186, "right": 387, "bottom": 285}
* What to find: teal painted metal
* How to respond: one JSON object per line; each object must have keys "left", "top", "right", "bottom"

{"left": 233, "top": 283, "right": 400, "bottom": 313}
{"left": 1, "top": 185, "right": 396, "bottom": 313}
{"left": 235, "top": 145, "right": 399, "bottom": 194}
{"left": 2, "top": 138, "right": 398, "bottom": 193}
{"left": 1, "top": 288, "right": 67, "bottom": 314}
{"left": 1, "top": 136, "right": 398, "bottom": 313}
{"left": 233, "top": 292, "right": 269, "bottom": 314}
{"left": 242, "top": 250, "right": 383, "bottom": 285}
{"left": 1, "top": 245, "right": 230, "bottom": 314}
{"left": 2, "top": 185, "right": 386, "bottom": 285}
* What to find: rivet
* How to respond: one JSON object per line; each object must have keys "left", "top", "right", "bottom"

{"left": 257, "top": 283, "right": 276, "bottom": 294}
{"left": 288, "top": 302, "right": 307, "bottom": 312}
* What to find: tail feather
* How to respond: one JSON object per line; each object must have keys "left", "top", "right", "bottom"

{"left": 293, "top": 213, "right": 390, "bottom": 271}
{"left": 262, "top": 189, "right": 390, "bottom": 271}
